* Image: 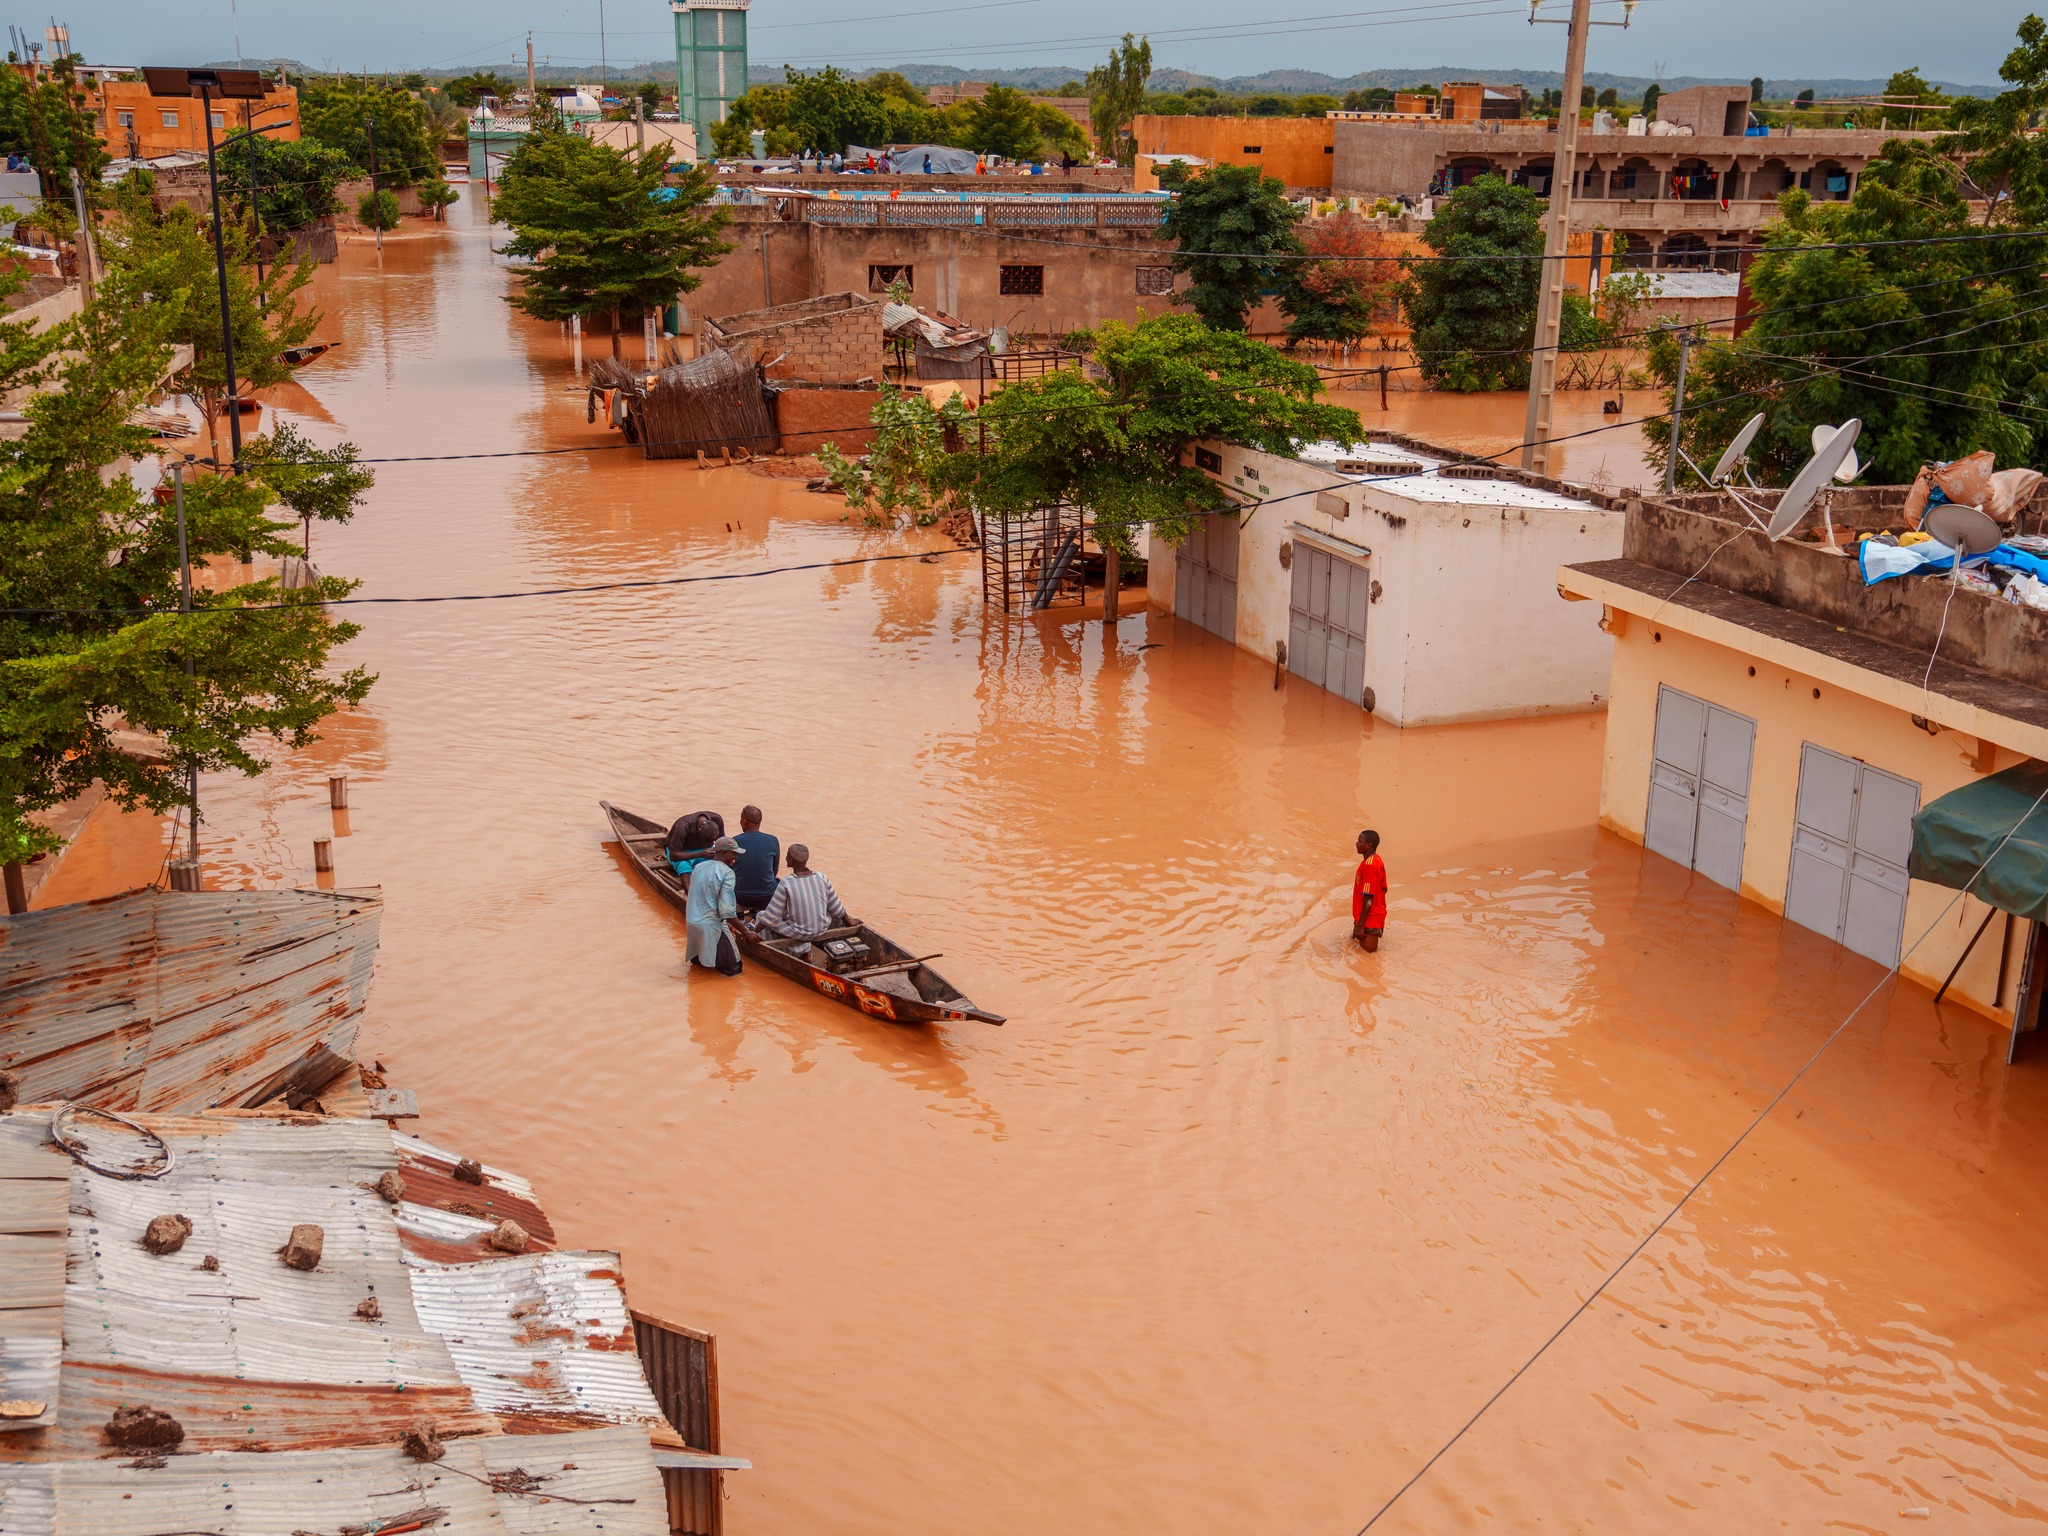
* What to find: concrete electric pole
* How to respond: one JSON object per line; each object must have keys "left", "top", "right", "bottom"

{"left": 1521, "top": 0, "right": 1637, "bottom": 476}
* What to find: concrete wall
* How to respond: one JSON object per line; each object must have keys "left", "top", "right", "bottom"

{"left": 687, "top": 212, "right": 1185, "bottom": 339}
{"left": 1146, "top": 441, "right": 1624, "bottom": 726}
{"left": 95, "top": 80, "right": 299, "bottom": 160}
{"left": 703, "top": 292, "right": 884, "bottom": 384}
{"left": 1595, "top": 617, "right": 2025, "bottom": 1022}
{"left": 1129, "top": 115, "right": 1337, "bottom": 191}
{"left": 773, "top": 384, "right": 879, "bottom": 454}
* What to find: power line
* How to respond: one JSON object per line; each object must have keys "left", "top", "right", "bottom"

{"left": 1348, "top": 773, "right": 2048, "bottom": 1533}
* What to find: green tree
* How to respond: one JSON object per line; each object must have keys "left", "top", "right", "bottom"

{"left": 1751, "top": 76, "right": 1765, "bottom": 102}
{"left": 356, "top": 187, "right": 401, "bottom": 230}
{"left": 1155, "top": 160, "right": 1301, "bottom": 331}
{"left": 102, "top": 182, "right": 320, "bottom": 468}
{"left": 1087, "top": 33, "right": 1152, "bottom": 164}
{"left": 638, "top": 82, "right": 664, "bottom": 112}
{"left": 1794, "top": 87, "right": 1815, "bottom": 109}
{"left": 493, "top": 120, "right": 733, "bottom": 357}
{"left": 19, "top": 55, "right": 104, "bottom": 199}
{"left": 1245, "top": 94, "right": 1288, "bottom": 117}
{"left": 1399, "top": 175, "right": 1544, "bottom": 391}
{"left": 778, "top": 67, "right": 890, "bottom": 153}
{"left": 1939, "top": 17, "right": 2048, "bottom": 222}
{"left": 240, "top": 422, "right": 374, "bottom": 553}
{"left": 219, "top": 137, "right": 353, "bottom": 233}
{"left": 1279, "top": 212, "right": 1399, "bottom": 347}
{"left": 1295, "top": 94, "right": 1339, "bottom": 117}
{"left": 1640, "top": 154, "right": 2048, "bottom": 486}
{"left": 960, "top": 84, "right": 1047, "bottom": 160}
{"left": 836, "top": 315, "right": 1362, "bottom": 554}
{"left": 1342, "top": 87, "right": 1395, "bottom": 112}
{"left": 1642, "top": 82, "right": 1662, "bottom": 119}
{"left": 441, "top": 71, "right": 513, "bottom": 108}
{"left": 417, "top": 177, "right": 459, "bottom": 221}
{"left": 0, "top": 234, "right": 371, "bottom": 881}
{"left": 1597, "top": 87, "right": 1619, "bottom": 109}
{"left": 301, "top": 79, "right": 436, "bottom": 186}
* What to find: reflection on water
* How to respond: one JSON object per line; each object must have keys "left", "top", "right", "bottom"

{"left": 46, "top": 191, "right": 2048, "bottom": 1532}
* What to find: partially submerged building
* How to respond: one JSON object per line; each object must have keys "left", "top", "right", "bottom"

{"left": 1557, "top": 487, "right": 2048, "bottom": 1043}
{"left": 1148, "top": 435, "right": 1627, "bottom": 726}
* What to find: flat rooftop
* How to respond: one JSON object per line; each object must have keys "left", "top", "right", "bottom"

{"left": 1296, "top": 437, "right": 1606, "bottom": 512}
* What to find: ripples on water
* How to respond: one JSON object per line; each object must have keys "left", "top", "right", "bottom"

{"left": 48, "top": 198, "right": 2048, "bottom": 1532}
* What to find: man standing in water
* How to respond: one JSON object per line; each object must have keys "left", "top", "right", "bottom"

{"left": 733, "top": 805, "right": 780, "bottom": 913}
{"left": 1352, "top": 829, "right": 1387, "bottom": 952}
{"left": 686, "top": 836, "right": 744, "bottom": 976}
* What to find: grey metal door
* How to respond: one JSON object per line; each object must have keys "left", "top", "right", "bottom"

{"left": 1174, "top": 514, "right": 1239, "bottom": 642}
{"left": 1784, "top": 744, "right": 1918, "bottom": 967}
{"left": 1644, "top": 686, "right": 1754, "bottom": 892}
{"left": 1287, "top": 544, "right": 1369, "bottom": 705}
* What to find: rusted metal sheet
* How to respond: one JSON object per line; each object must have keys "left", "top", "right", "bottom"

{"left": 0, "top": 888, "right": 382, "bottom": 1113}
{"left": 394, "top": 1132, "right": 559, "bottom": 1260}
{"left": 632, "top": 1311, "right": 725, "bottom": 1536}
{"left": 0, "top": 1115, "right": 66, "bottom": 1435}
{"left": 409, "top": 1251, "right": 671, "bottom": 1433}
{"left": 0, "top": 1427, "right": 669, "bottom": 1536}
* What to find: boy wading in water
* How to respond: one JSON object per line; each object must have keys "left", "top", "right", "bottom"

{"left": 1352, "top": 830, "right": 1387, "bottom": 952}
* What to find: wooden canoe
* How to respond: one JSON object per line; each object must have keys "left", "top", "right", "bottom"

{"left": 601, "top": 802, "right": 1004, "bottom": 1026}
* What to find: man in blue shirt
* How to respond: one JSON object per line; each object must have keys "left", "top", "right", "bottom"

{"left": 732, "top": 805, "right": 781, "bottom": 912}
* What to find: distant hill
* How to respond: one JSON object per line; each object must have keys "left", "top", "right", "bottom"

{"left": 744, "top": 61, "right": 1999, "bottom": 100}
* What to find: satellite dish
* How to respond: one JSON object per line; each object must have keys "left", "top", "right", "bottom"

{"left": 1810, "top": 422, "right": 1862, "bottom": 484}
{"left": 1925, "top": 501, "right": 2003, "bottom": 560}
{"left": 1768, "top": 419, "right": 1863, "bottom": 541}
{"left": 1710, "top": 413, "right": 1765, "bottom": 485}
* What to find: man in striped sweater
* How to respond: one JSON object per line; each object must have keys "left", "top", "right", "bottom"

{"left": 749, "top": 844, "right": 856, "bottom": 940}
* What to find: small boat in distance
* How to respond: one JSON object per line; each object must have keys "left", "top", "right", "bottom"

{"left": 600, "top": 802, "right": 1005, "bottom": 1027}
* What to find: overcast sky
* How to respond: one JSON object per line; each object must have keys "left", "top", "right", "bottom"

{"left": 72, "top": 0, "right": 2034, "bottom": 86}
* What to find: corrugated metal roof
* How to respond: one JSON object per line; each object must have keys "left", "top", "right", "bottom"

{"left": 0, "top": 1107, "right": 725, "bottom": 1521}
{"left": 0, "top": 888, "right": 381, "bottom": 1113}
{"left": 0, "top": 1427, "right": 669, "bottom": 1536}
{"left": 409, "top": 1251, "right": 672, "bottom": 1435}
{"left": 395, "top": 1133, "right": 559, "bottom": 1260}
{"left": 0, "top": 1116, "right": 66, "bottom": 1436}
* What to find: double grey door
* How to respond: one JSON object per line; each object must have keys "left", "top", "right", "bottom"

{"left": 1646, "top": 686, "right": 1754, "bottom": 892}
{"left": 1784, "top": 744, "right": 1918, "bottom": 967}
{"left": 1287, "top": 543, "right": 1369, "bottom": 706}
{"left": 1174, "top": 514, "right": 1239, "bottom": 642}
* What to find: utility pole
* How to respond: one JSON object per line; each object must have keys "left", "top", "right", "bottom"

{"left": 1521, "top": 0, "right": 1637, "bottom": 475}
{"left": 633, "top": 91, "right": 646, "bottom": 152}
{"left": 198, "top": 84, "right": 245, "bottom": 468}
{"left": 66, "top": 166, "right": 94, "bottom": 301}
{"left": 1663, "top": 326, "right": 1691, "bottom": 494}
{"left": 167, "top": 459, "right": 203, "bottom": 893}
{"left": 365, "top": 114, "right": 381, "bottom": 254}
{"left": 598, "top": 0, "right": 608, "bottom": 92}
{"left": 526, "top": 32, "right": 535, "bottom": 101}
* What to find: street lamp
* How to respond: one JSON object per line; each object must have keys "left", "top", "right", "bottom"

{"left": 139, "top": 67, "right": 285, "bottom": 470}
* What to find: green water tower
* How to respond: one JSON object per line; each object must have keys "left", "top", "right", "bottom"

{"left": 673, "top": 0, "right": 750, "bottom": 156}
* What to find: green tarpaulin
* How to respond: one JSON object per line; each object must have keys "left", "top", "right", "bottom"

{"left": 1909, "top": 759, "right": 2048, "bottom": 920}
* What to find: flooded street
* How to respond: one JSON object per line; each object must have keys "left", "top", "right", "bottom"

{"left": 45, "top": 193, "right": 2048, "bottom": 1532}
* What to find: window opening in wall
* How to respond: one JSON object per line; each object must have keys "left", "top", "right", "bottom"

{"left": 1135, "top": 265, "right": 1174, "bottom": 296}
{"left": 1193, "top": 447, "right": 1224, "bottom": 474}
{"left": 869, "top": 263, "right": 912, "bottom": 293}
{"left": 160, "top": 110, "right": 178, "bottom": 127}
{"left": 999, "top": 264, "right": 1044, "bottom": 296}
{"left": 1242, "top": 144, "right": 1263, "bottom": 154}
{"left": 210, "top": 112, "right": 225, "bottom": 129}
{"left": 116, "top": 110, "right": 134, "bottom": 127}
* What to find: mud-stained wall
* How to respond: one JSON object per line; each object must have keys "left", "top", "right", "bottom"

{"left": 1600, "top": 619, "right": 2022, "bottom": 1021}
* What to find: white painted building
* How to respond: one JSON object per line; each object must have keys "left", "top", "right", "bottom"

{"left": 1145, "top": 436, "right": 1626, "bottom": 727}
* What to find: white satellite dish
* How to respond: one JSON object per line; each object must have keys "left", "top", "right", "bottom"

{"left": 1810, "top": 421, "right": 1862, "bottom": 484}
{"left": 1768, "top": 419, "right": 1863, "bottom": 542}
{"left": 1924, "top": 501, "right": 2003, "bottom": 560}
{"left": 1710, "top": 413, "right": 1765, "bottom": 485}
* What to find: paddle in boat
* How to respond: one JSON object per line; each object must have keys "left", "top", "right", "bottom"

{"left": 600, "top": 802, "right": 1004, "bottom": 1026}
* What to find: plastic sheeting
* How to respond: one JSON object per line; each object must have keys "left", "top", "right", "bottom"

{"left": 1909, "top": 759, "right": 2048, "bottom": 919}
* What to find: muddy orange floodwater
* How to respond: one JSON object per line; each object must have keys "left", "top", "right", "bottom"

{"left": 47, "top": 193, "right": 2048, "bottom": 1533}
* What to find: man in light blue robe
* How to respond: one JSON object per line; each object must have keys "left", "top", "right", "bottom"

{"left": 685, "top": 837, "right": 743, "bottom": 976}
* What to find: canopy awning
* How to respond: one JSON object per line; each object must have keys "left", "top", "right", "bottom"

{"left": 1909, "top": 759, "right": 2048, "bottom": 919}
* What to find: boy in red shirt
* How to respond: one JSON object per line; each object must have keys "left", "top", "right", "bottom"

{"left": 1352, "top": 829, "right": 1387, "bottom": 952}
